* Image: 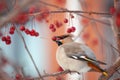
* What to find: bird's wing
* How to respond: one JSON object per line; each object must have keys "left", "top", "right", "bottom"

{"left": 63, "top": 42, "right": 106, "bottom": 65}
{"left": 69, "top": 54, "right": 106, "bottom": 65}
{"left": 79, "top": 44, "right": 106, "bottom": 65}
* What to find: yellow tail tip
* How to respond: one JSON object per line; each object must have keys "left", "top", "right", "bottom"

{"left": 103, "top": 72, "right": 108, "bottom": 77}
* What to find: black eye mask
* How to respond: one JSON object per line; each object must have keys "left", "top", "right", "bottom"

{"left": 56, "top": 35, "right": 70, "bottom": 40}
{"left": 55, "top": 40, "right": 63, "bottom": 46}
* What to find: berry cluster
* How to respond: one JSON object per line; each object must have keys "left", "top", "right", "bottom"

{"left": 49, "top": 24, "right": 56, "bottom": 32}
{"left": 1, "top": 35, "right": 11, "bottom": 45}
{"left": 49, "top": 20, "right": 63, "bottom": 32}
{"left": 1, "top": 26, "right": 16, "bottom": 45}
{"left": 9, "top": 26, "right": 16, "bottom": 35}
{"left": 67, "top": 26, "right": 76, "bottom": 33}
{"left": 20, "top": 25, "right": 39, "bottom": 37}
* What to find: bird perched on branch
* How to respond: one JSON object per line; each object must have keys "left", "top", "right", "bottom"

{"left": 53, "top": 34, "right": 108, "bottom": 76}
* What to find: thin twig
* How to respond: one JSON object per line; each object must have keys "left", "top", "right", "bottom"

{"left": 29, "top": 10, "right": 111, "bottom": 16}
{"left": 22, "top": 70, "right": 78, "bottom": 80}
{"left": 99, "top": 59, "right": 120, "bottom": 80}
{"left": 16, "top": 28, "right": 44, "bottom": 80}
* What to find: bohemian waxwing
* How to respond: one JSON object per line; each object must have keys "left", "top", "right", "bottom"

{"left": 53, "top": 34, "right": 108, "bottom": 76}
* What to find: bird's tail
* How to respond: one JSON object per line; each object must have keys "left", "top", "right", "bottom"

{"left": 102, "top": 71, "right": 108, "bottom": 77}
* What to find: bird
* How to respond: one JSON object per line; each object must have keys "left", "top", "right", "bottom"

{"left": 53, "top": 34, "right": 108, "bottom": 76}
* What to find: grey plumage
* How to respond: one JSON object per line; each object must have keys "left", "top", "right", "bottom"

{"left": 56, "top": 42, "right": 96, "bottom": 73}
{"left": 55, "top": 34, "right": 107, "bottom": 76}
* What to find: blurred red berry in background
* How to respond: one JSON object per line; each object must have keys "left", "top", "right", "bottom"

{"left": 110, "top": 7, "right": 116, "bottom": 15}
{"left": 12, "top": 12, "right": 29, "bottom": 24}
{"left": 91, "top": 38, "right": 99, "bottom": 46}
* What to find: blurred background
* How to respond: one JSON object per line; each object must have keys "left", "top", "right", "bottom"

{"left": 0, "top": 0, "right": 120, "bottom": 80}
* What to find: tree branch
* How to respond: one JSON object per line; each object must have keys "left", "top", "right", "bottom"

{"left": 16, "top": 28, "right": 44, "bottom": 80}
{"left": 22, "top": 70, "right": 78, "bottom": 80}
{"left": 29, "top": 10, "right": 111, "bottom": 16}
{"left": 99, "top": 58, "right": 120, "bottom": 80}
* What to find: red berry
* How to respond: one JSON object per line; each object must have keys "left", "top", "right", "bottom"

{"left": 30, "top": 32, "right": 34, "bottom": 36}
{"left": 92, "top": 38, "right": 99, "bottom": 46}
{"left": 52, "top": 36, "right": 57, "bottom": 41}
{"left": 6, "top": 35, "right": 11, "bottom": 40}
{"left": 25, "top": 29, "right": 30, "bottom": 34}
{"left": 15, "top": 74, "right": 22, "bottom": 80}
{"left": 20, "top": 25, "right": 25, "bottom": 31}
{"left": 5, "top": 40, "right": 11, "bottom": 45}
{"left": 49, "top": 24, "right": 54, "bottom": 29}
{"left": 81, "top": 18, "right": 89, "bottom": 24}
{"left": 67, "top": 28, "right": 72, "bottom": 33}
{"left": 31, "top": 29, "right": 35, "bottom": 33}
{"left": 35, "top": 32, "right": 39, "bottom": 37}
{"left": 57, "top": 66, "right": 63, "bottom": 71}
{"left": 82, "top": 33, "right": 90, "bottom": 40}
{"left": 110, "top": 7, "right": 116, "bottom": 15}
{"left": 1, "top": 57, "right": 8, "bottom": 65}
{"left": 51, "top": 28, "right": 56, "bottom": 32}
{"left": 30, "top": 29, "right": 36, "bottom": 36}
{"left": 70, "top": 14, "right": 74, "bottom": 18}
{"left": 71, "top": 26, "right": 76, "bottom": 32}
{"left": 64, "top": 18, "right": 68, "bottom": 23}
{"left": 1, "top": 36, "right": 6, "bottom": 41}
{"left": 116, "top": 17, "right": 120, "bottom": 27}
{"left": 9, "top": 30, "right": 14, "bottom": 35}
{"left": 46, "top": 19, "right": 49, "bottom": 23}
{"left": 10, "top": 26, "right": 15, "bottom": 31}
{"left": 29, "top": 6, "right": 36, "bottom": 14}
{"left": 9, "top": 26, "right": 15, "bottom": 35}
{"left": 55, "top": 21, "right": 62, "bottom": 28}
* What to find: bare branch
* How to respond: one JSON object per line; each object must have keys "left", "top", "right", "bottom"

{"left": 22, "top": 70, "right": 78, "bottom": 80}
{"left": 16, "top": 28, "right": 44, "bottom": 80}
{"left": 29, "top": 10, "right": 111, "bottom": 16}
{"left": 99, "top": 58, "right": 120, "bottom": 80}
